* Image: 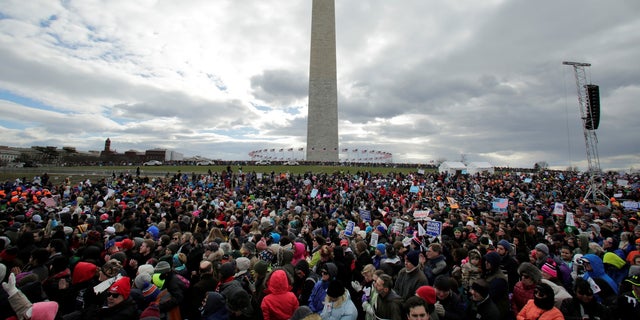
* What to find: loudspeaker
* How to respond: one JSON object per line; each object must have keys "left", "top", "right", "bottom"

{"left": 584, "top": 84, "right": 600, "bottom": 130}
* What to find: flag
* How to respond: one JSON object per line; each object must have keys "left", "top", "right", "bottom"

{"left": 298, "top": 147, "right": 304, "bottom": 151}
{"left": 279, "top": 148, "right": 283, "bottom": 152}
{"left": 362, "top": 150, "right": 367, "bottom": 153}
{"left": 418, "top": 223, "right": 427, "bottom": 237}
{"left": 342, "top": 148, "right": 348, "bottom": 152}
{"left": 270, "top": 149, "right": 275, "bottom": 152}
{"left": 288, "top": 148, "right": 293, "bottom": 151}
{"left": 353, "top": 149, "right": 358, "bottom": 152}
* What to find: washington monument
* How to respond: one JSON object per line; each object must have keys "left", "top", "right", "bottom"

{"left": 306, "top": 0, "right": 339, "bottom": 162}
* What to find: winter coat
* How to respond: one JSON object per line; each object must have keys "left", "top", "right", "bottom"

{"left": 394, "top": 266, "right": 428, "bottom": 300}
{"left": 581, "top": 254, "right": 618, "bottom": 303}
{"left": 559, "top": 296, "right": 610, "bottom": 320}
{"left": 516, "top": 300, "right": 564, "bottom": 320}
{"left": 320, "top": 291, "right": 357, "bottom": 320}
{"left": 261, "top": 270, "right": 299, "bottom": 320}
{"left": 309, "top": 279, "right": 330, "bottom": 313}
{"left": 95, "top": 298, "right": 139, "bottom": 320}
{"left": 511, "top": 280, "right": 535, "bottom": 315}
{"left": 201, "top": 291, "right": 229, "bottom": 320}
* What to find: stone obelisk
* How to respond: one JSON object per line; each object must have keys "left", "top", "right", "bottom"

{"left": 306, "top": 0, "right": 339, "bottom": 162}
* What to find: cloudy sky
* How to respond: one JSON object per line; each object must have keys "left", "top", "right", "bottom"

{"left": 0, "top": 0, "right": 638, "bottom": 171}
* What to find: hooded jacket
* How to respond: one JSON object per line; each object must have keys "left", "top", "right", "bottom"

{"left": 308, "top": 263, "right": 337, "bottom": 313}
{"left": 582, "top": 254, "right": 619, "bottom": 297}
{"left": 261, "top": 269, "right": 299, "bottom": 320}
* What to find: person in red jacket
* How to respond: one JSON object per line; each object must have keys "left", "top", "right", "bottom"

{"left": 261, "top": 269, "right": 299, "bottom": 320}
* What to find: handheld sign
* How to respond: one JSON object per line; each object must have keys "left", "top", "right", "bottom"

{"left": 492, "top": 198, "right": 508, "bottom": 213}
{"left": 360, "top": 209, "right": 371, "bottom": 222}
{"left": 552, "top": 203, "right": 565, "bottom": 216}
{"left": 369, "top": 232, "right": 379, "bottom": 247}
{"left": 344, "top": 221, "right": 355, "bottom": 237}
{"left": 413, "top": 210, "right": 430, "bottom": 221}
{"left": 426, "top": 220, "right": 442, "bottom": 237}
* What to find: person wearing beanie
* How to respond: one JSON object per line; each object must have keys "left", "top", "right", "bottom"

{"left": 154, "top": 259, "right": 187, "bottom": 319}
{"left": 261, "top": 269, "right": 299, "bottom": 320}
{"left": 432, "top": 275, "right": 465, "bottom": 320}
{"left": 461, "top": 249, "right": 483, "bottom": 292}
{"left": 482, "top": 251, "right": 510, "bottom": 320}
{"left": 372, "top": 243, "right": 387, "bottom": 270}
{"left": 217, "top": 261, "right": 245, "bottom": 310}
{"left": 95, "top": 276, "right": 138, "bottom": 319}
{"left": 308, "top": 262, "right": 337, "bottom": 313}
{"left": 534, "top": 243, "right": 550, "bottom": 268}
{"left": 512, "top": 262, "right": 542, "bottom": 314}
{"left": 496, "top": 239, "right": 520, "bottom": 292}
{"left": 415, "top": 285, "right": 438, "bottom": 319}
{"left": 320, "top": 280, "right": 357, "bottom": 320}
{"left": 394, "top": 250, "right": 428, "bottom": 300}
{"left": 130, "top": 273, "right": 160, "bottom": 312}
{"left": 517, "top": 283, "right": 564, "bottom": 320}
{"left": 466, "top": 279, "right": 500, "bottom": 320}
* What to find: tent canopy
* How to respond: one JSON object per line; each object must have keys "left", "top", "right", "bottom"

{"left": 467, "top": 162, "right": 495, "bottom": 174}
{"left": 439, "top": 161, "right": 467, "bottom": 174}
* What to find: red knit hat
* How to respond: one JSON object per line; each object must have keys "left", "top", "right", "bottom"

{"left": 72, "top": 262, "right": 98, "bottom": 285}
{"left": 109, "top": 276, "right": 131, "bottom": 300}
{"left": 416, "top": 285, "right": 436, "bottom": 304}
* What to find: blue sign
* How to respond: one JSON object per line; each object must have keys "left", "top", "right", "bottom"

{"left": 409, "top": 185, "right": 419, "bottom": 193}
{"left": 360, "top": 209, "right": 371, "bottom": 222}
{"left": 426, "top": 221, "right": 442, "bottom": 237}
{"left": 344, "top": 221, "right": 355, "bottom": 237}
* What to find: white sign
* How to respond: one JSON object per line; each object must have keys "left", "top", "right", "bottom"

{"left": 552, "top": 202, "right": 565, "bottom": 216}
{"left": 369, "top": 232, "right": 379, "bottom": 247}
{"left": 413, "top": 210, "right": 431, "bottom": 221}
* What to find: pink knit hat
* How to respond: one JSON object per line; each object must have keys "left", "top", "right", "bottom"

{"left": 541, "top": 261, "right": 557, "bottom": 278}
{"left": 31, "top": 301, "right": 59, "bottom": 320}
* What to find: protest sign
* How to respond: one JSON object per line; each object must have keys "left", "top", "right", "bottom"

{"left": 310, "top": 188, "right": 318, "bottom": 198}
{"left": 359, "top": 209, "right": 371, "bottom": 222}
{"left": 410, "top": 185, "right": 420, "bottom": 193}
{"left": 426, "top": 220, "right": 442, "bottom": 237}
{"left": 552, "top": 202, "right": 565, "bottom": 216}
{"left": 492, "top": 198, "right": 508, "bottom": 213}
{"left": 413, "top": 210, "right": 431, "bottom": 221}
{"left": 370, "top": 232, "right": 379, "bottom": 247}
{"left": 344, "top": 221, "right": 355, "bottom": 237}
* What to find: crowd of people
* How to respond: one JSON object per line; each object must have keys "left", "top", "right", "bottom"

{"left": 0, "top": 168, "right": 639, "bottom": 320}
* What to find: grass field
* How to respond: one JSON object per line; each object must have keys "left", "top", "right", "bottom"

{"left": 0, "top": 164, "right": 429, "bottom": 184}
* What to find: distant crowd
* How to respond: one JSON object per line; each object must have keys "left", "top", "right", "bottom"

{"left": 0, "top": 168, "right": 639, "bottom": 320}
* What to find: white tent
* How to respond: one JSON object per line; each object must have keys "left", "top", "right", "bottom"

{"left": 467, "top": 162, "right": 495, "bottom": 175}
{"left": 438, "top": 161, "right": 467, "bottom": 174}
